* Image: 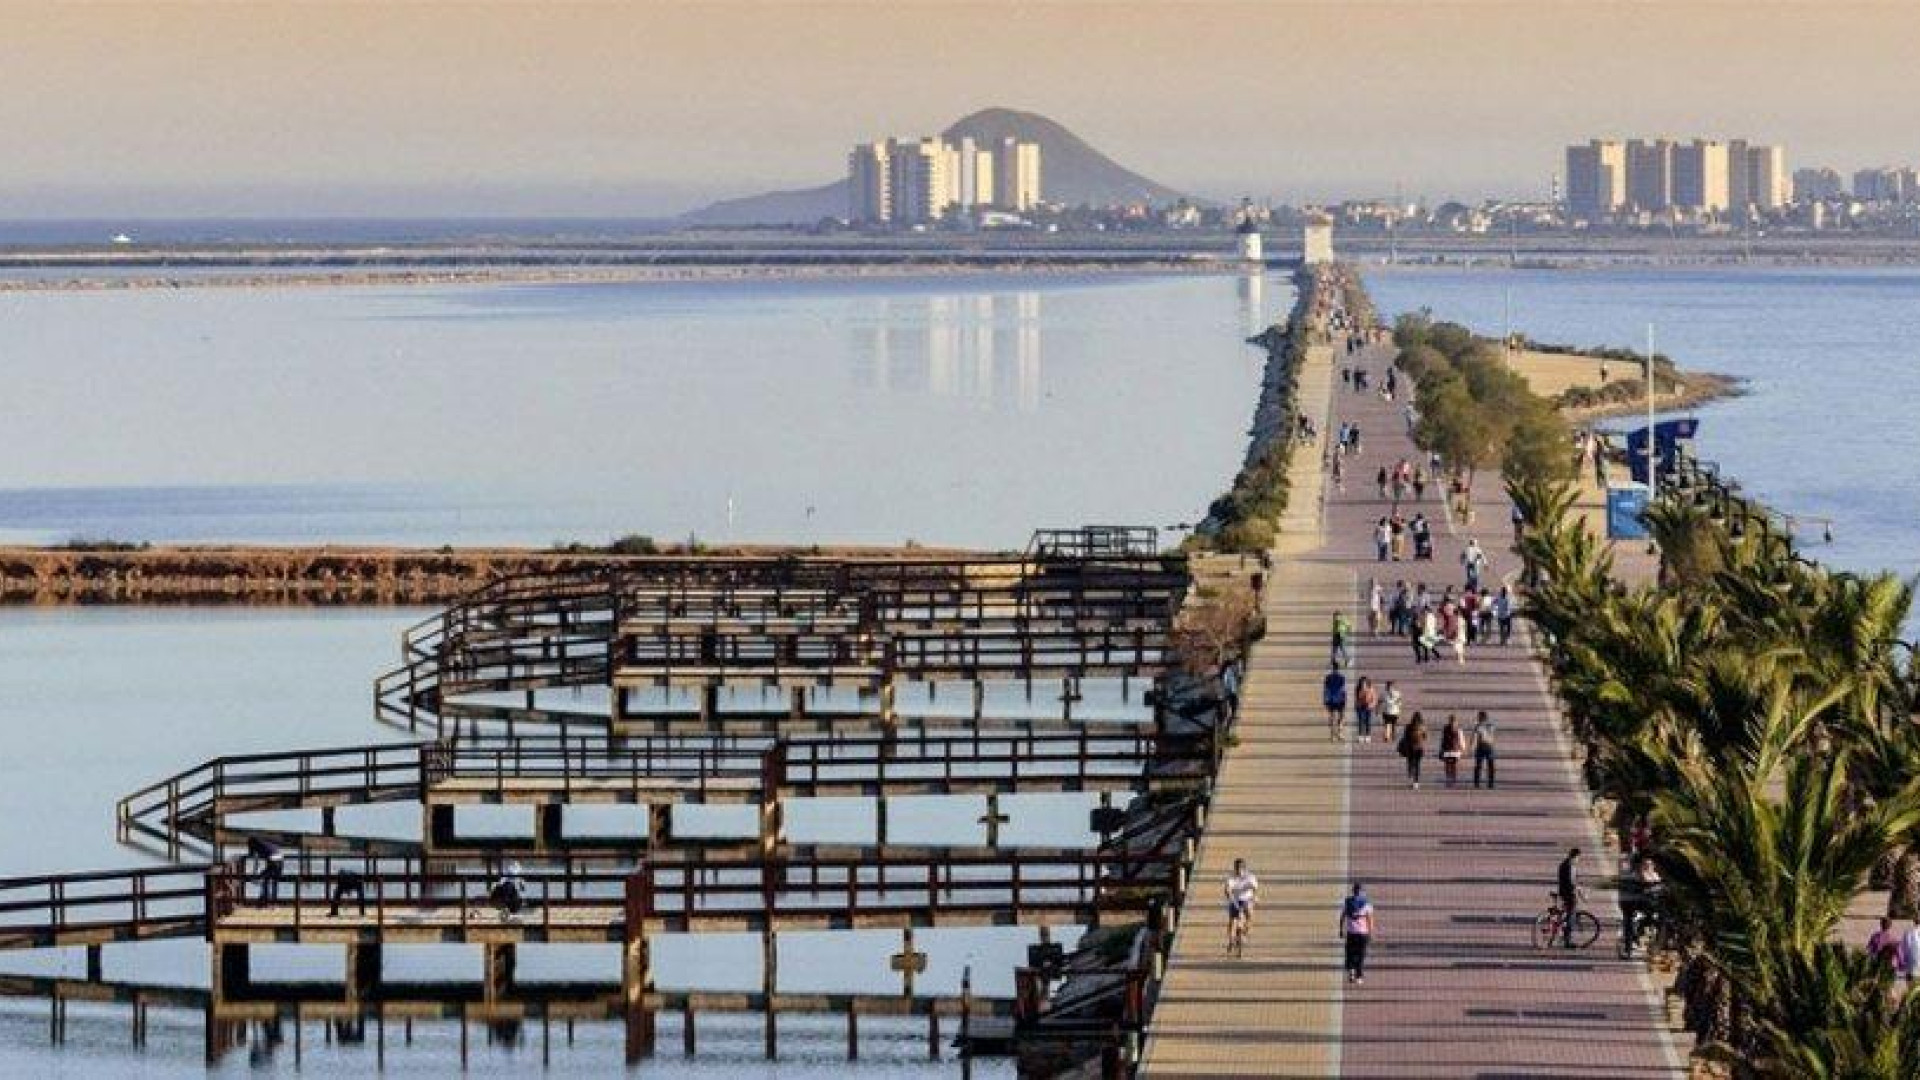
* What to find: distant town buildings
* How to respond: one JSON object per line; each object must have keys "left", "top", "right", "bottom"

{"left": 1564, "top": 137, "right": 1789, "bottom": 223}
{"left": 847, "top": 135, "right": 1042, "bottom": 225}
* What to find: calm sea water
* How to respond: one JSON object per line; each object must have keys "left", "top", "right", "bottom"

{"left": 0, "top": 272, "right": 1276, "bottom": 549}
{"left": 1366, "top": 267, "right": 1920, "bottom": 600}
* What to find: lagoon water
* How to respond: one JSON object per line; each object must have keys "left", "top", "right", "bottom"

{"left": 0, "top": 270, "right": 1279, "bottom": 1075}
{"left": 0, "top": 272, "right": 1275, "bottom": 549}
{"left": 1366, "top": 267, "right": 1920, "bottom": 600}
{"left": 2, "top": 266, "right": 1915, "bottom": 1073}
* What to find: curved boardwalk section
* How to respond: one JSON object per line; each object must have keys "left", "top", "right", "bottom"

{"left": 1143, "top": 299, "right": 1681, "bottom": 1077}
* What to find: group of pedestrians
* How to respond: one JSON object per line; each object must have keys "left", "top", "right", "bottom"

{"left": 1374, "top": 457, "right": 1429, "bottom": 509}
{"left": 1371, "top": 511, "right": 1435, "bottom": 562}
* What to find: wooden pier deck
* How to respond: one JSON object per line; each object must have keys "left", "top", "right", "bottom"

{"left": 1142, "top": 335, "right": 1684, "bottom": 1076}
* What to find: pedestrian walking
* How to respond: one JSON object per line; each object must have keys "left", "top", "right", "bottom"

{"left": 1439, "top": 714, "right": 1465, "bottom": 787}
{"left": 1461, "top": 538, "right": 1488, "bottom": 591}
{"left": 1398, "top": 712, "right": 1428, "bottom": 789}
{"left": 1471, "top": 710, "right": 1498, "bottom": 789}
{"left": 1376, "top": 465, "right": 1389, "bottom": 501}
{"left": 1379, "top": 682, "right": 1403, "bottom": 744}
{"left": 1225, "top": 858, "right": 1259, "bottom": 957}
{"left": 1902, "top": 920, "right": 1920, "bottom": 985}
{"left": 1339, "top": 883, "right": 1376, "bottom": 984}
{"left": 1495, "top": 586, "right": 1515, "bottom": 645}
{"left": 1374, "top": 518, "right": 1391, "bottom": 562}
{"left": 1354, "top": 676, "right": 1378, "bottom": 742}
{"left": 1323, "top": 664, "right": 1349, "bottom": 741}
{"left": 1413, "top": 466, "right": 1428, "bottom": 502}
{"left": 1366, "top": 579, "right": 1384, "bottom": 636}
{"left": 1447, "top": 604, "right": 1468, "bottom": 665}
{"left": 1331, "top": 610, "right": 1353, "bottom": 668}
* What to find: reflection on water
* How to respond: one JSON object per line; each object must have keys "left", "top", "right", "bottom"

{"left": 852, "top": 291, "right": 1045, "bottom": 412}
{"left": 1238, "top": 273, "right": 1266, "bottom": 338}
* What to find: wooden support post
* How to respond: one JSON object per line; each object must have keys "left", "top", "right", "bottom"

{"left": 483, "top": 943, "right": 516, "bottom": 1003}
{"left": 971, "top": 680, "right": 985, "bottom": 723}
{"left": 763, "top": 928, "right": 779, "bottom": 1060}
{"left": 648, "top": 803, "right": 672, "bottom": 848}
{"left": 879, "top": 679, "right": 897, "bottom": 736}
{"left": 622, "top": 931, "right": 654, "bottom": 1066}
{"left": 211, "top": 943, "right": 250, "bottom": 1004}
{"left": 610, "top": 686, "right": 626, "bottom": 733}
{"left": 846, "top": 1004, "right": 858, "bottom": 1060}
{"left": 321, "top": 806, "right": 337, "bottom": 837}
{"left": 758, "top": 796, "right": 783, "bottom": 859}
{"left": 681, "top": 1003, "right": 695, "bottom": 1056}
{"left": 625, "top": 1002, "right": 655, "bottom": 1065}
{"left": 789, "top": 685, "right": 807, "bottom": 719}
{"left": 980, "top": 792, "right": 1009, "bottom": 849}
{"left": 346, "top": 943, "right": 382, "bottom": 1001}
{"left": 928, "top": 1012, "right": 941, "bottom": 1062}
{"left": 875, "top": 798, "right": 888, "bottom": 850}
{"left": 538, "top": 804, "right": 565, "bottom": 850}
{"left": 700, "top": 684, "right": 719, "bottom": 725}
{"left": 86, "top": 944, "right": 103, "bottom": 983}
{"left": 890, "top": 928, "right": 927, "bottom": 998}
{"left": 425, "top": 804, "right": 456, "bottom": 852}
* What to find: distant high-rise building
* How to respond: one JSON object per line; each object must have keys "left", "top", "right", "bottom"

{"left": 1565, "top": 140, "right": 1626, "bottom": 221}
{"left": 887, "top": 138, "right": 954, "bottom": 224}
{"left": 1725, "top": 139, "right": 1752, "bottom": 212}
{"left": 1625, "top": 139, "right": 1674, "bottom": 212}
{"left": 1671, "top": 140, "right": 1731, "bottom": 215}
{"left": 848, "top": 141, "right": 892, "bottom": 223}
{"left": 993, "top": 138, "right": 1042, "bottom": 211}
{"left": 1744, "top": 145, "right": 1790, "bottom": 210}
{"left": 1793, "top": 167, "right": 1844, "bottom": 201}
{"left": 1856, "top": 166, "right": 1920, "bottom": 203}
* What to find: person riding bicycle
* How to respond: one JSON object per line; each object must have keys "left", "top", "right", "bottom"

{"left": 1224, "top": 858, "right": 1259, "bottom": 956}
{"left": 1556, "top": 847, "right": 1583, "bottom": 949}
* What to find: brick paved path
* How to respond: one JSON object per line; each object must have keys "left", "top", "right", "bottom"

{"left": 1144, "top": 340, "right": 1682, "bottom": 1078}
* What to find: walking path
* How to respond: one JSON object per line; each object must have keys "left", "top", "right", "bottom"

{"left": 1143, "top": 335, "right": 1683, "bottom": 1077}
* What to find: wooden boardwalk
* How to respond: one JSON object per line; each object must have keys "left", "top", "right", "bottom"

{"left": 1143, "top": 339, "right": 1683, "bottom": 1077}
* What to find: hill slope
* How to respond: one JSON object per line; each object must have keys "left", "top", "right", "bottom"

{"left": 681, "top": 107, "right": 1189, "bottom": 226}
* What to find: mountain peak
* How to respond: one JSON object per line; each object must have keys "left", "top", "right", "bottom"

{"left": 682, "top": 108, "right": 1189, "bottom": 226}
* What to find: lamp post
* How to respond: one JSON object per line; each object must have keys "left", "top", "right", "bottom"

{"left": 1645, "top": 323, "right": 1657, "bottom": 504}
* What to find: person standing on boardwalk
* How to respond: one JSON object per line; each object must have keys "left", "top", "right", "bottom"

{"left": 1471, "top": 710, "right": 1498, "bottom": 788}
{"left": 1557, "top": 848, "right": 1583, "bottom": 948}
{"left": 1366, "top": 579, "right": 1384, "bottom": 636}
{"left": 1376, "top": 465, "right": 1389, "bottom": 502}
{"left": 1224, "top": 858, "right": 1259, "bottom": 957}
{"left": 1374, "top": 518, "right": 1392, "bottom": 562}
{"left": 1323, "top": 663, "right": 1349, "bottom": 741}
{"left": 1354, "top": 676, "right": 1379, "bottom": 743}
{"left": 1399, "top": 712, "right": 1428, "bottom": 789}
{"left": 1379, "top": 681, "right": 1403, "bottom": 745}
{"left": 1495, "top": 586, "right": 1516, "bottom": 645}
{"left": 1439, "top": 714, "right": 1466, "bottom": 787}
{"left": 1339, "top": 883, "right": 1376, "bottom": 984}
{"left": 1331, "top": 611, "right": 1353, "bottom": 667}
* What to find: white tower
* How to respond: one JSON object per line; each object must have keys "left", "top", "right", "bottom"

{"left": 1234, "top": 199, "right": 1264, "bottom": 263}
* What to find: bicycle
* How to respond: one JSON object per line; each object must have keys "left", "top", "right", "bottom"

{"left": 1532, "top": 892, "right": 1601, "bottom": 950}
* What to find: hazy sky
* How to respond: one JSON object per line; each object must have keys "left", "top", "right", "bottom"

{"left": 5, "top": 1, "right": 1919, "bottom": 218}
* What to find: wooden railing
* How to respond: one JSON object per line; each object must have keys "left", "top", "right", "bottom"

{"left": 0, "top": 866, "right": 210, "bottom": 950}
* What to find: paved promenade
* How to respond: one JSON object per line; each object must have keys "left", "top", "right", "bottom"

{"left": 1143, "top": 339, "right": 1683, "bottom": 1077}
